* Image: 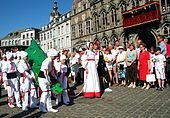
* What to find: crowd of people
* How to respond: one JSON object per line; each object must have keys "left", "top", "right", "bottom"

{"left": 0, "top": 35, "right": 169, "bottom": 113}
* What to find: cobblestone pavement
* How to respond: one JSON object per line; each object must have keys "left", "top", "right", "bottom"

{"left": 0, "top": 84, "right": 170, "bottom": 118}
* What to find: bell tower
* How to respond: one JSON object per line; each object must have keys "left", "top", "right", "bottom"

{"left": 50, "top": 0, "right": 61, "bottom": 22}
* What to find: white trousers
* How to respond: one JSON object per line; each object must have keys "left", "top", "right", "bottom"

{"left": 38, "top": 77, "right": 53, "bottom": 110}
{"left": 56, "top": 75, "right": 70, "bottom": 104}
{"left": 20, "top": 77, "right": 37, "bottom": 110}
{"left": 155, "top": 68, "right": 166, "bottom": 80}
{"left": 6, "top": 78, "right": 21, "bottom": 106}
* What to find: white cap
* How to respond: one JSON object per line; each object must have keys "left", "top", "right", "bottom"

{"left": 20, "top": 51, "right": 28, "bottom": 59}
{"left": 60, "top": 55, "right": 66, "bottom": 60}
{"left": 47, "top": 49, "right": 59, "bottom": 57}
{"left": 6, "top": 53, "right": 13, "bottom": 60}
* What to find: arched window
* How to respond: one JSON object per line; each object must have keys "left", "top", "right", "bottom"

{"left": 12, "top": 40, "right": 14, "bottom": 45}
{"left": 111, "top": 8, "right": 117, "bottom": 25}
{"left": 163, "top": 26, "right": 169, "bottom": 36}
{"left": 5, "top": 41, "right": 8, "bottom": 46}
{"left": 47, "top": 32, "right": 49, "bottom": 39}
{"left": 50, "top": 42, "right": 52, "bottom": 48}
{"left": 23, "top": 41, "right": 25, "bottom": 46}
{"left": 15, "top": 40, "right": 18, "bottom": 45}
{"left": 58, "top": 27, "right": 60, "bottom": 35}
{"left": 93, "top": 14, "right": 99, "bottom": 32}
{"left": 50, "top": 31, "right": 52, "bottom": 39}
{"left": 120, "top": 2, "right": 127, "bottom": 12}
{"left": 101, "top": 11, "right": 107, "bottom": 29}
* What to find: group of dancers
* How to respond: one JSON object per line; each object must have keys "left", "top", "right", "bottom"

{"left": 0, "top": 49, "right": 71, "bottom": 113}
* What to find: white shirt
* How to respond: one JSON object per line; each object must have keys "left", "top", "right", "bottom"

{"left": 104, "top": 54, "right": 113, "bottom": 62}
{"left": 2, "top": 61, "right": 18, "bottom": 81}
{"left": 111, "top": 49, "right": 118, "bottom": 58}
{"left": 154, "top": 54, "right": 166, "bottom": 69}
{"left": 39, "top": 57, "right": 56, "bottom": 82}
{"left": 13, "top": 59, "right": 20, "bottom": 67}
{"left": 18, "top": 60, "right": 35, "bottom": 79}
{"left": 116, "top": 51, "right": 126, "bottom": 66}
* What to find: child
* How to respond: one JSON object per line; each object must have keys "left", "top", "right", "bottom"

{"left": 149, "top": 47, "right": 156, "bottom": 88}
{"left": 56, "top": 55, "right": 70, "bottom": 105}
{"left": 154, "top": 47, "right": 166, "bottom": 91}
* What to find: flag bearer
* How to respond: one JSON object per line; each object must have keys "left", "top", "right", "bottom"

{"left": 38, "top": 49, "right": 59, "bottom": 112}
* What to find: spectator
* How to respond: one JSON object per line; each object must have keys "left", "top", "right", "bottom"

{"left": 109, "top": 44, "right": 118, "bottom": 86}
{"left": 138, "top": 43, "right": 150, "bottom": 90}
{"left": 115, "top": 41, "right": 120, "bottom": 50}
{"left": 126, "top": 44, "right": 138, "bottom": 88}
{"left": 116, "top": 46, "right": 127, "bottom": 86}
{"left": 157, "top": 35, "right": 167, "bottom": 57}
{"left": 164, "top": 39, "right": 170, "bottom": 84}
{"left": 104, "top": 48, "right": 113, "bottom": 87}
{"left": 154, "top": 47, "right": 166, "bottom": 91}
{"left": 149, "top": 47, "right": 156, "bottom": 87}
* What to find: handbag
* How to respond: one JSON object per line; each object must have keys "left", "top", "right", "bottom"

{"left": 146, "top": 74, "right": 156, "bottom": 82}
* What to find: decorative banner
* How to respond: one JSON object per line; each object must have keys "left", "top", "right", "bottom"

{"left": 122, "top": 1, "right": 161, "bottom": 28}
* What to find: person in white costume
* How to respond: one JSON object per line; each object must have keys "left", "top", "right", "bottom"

{"left": 38, "top": 49, "right": 59, "bottom": 113}
{"left": 56, "top": 55, "right": 70, "bottom": 105}
{"left": 1, "top": 54, "right": 7, "bottom": 90}
{"left": 2, "top": 53, "right": 21, "bottom": 108}
{"left": 13, "top": 52, "right": 20, "bottom": 67}
{"left": 17, "top": 51, "right": 38, "bottom": 111}
{"left": 82, "top": 42, "right": 101, "bottom": 98}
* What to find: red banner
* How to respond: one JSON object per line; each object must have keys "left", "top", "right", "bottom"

{"left": 123, "top": 10, "right": 161, "bottom": 28}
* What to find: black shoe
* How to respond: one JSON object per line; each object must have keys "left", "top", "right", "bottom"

{"left": 159, "top": 87, "right": 163, "bottom": 91}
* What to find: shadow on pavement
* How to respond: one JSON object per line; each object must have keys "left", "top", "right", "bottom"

{"left": 10, "top": 109, "right": 37, "bottom": 118}
{"left": 0, "top": 100, "right": 8, "bottom": 106}
{"left": 0, "top": 113, "right": 8, "bottom": 118}
{"left": 25, "top": 111, "right": 45, "bottom": 118}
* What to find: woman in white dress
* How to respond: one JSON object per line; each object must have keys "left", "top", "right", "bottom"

{"left": 82, "top": 42, "right": 101, "bottom": 98}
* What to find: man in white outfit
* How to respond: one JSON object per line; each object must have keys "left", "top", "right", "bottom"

{"left": 17, "top": 51, "right": 38, "bottom": 111}
{"left": 2, "top": 53, "right": 22, "bottom": 108}
{"left": 38, "top": 49, "right": 59, "bottom": 113}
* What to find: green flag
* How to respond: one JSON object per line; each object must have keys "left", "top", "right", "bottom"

{"left": 25, "top": 39, "right": 46, "bottom": 86}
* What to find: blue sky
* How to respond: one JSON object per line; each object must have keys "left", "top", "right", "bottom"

{"left": 0, "top": 0, "right": 74, "bottom": 38}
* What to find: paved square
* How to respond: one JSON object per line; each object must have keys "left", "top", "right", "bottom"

{"left": 0, "top": 85, "right": 170, "bottom": 118}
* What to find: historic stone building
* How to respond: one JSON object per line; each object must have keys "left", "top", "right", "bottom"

{"left": 39, "top": 1, "right": 71, "bottom": 53}
{"left": 71, "top": 0, "right": 170, "bottom": 49}
{"left": 71, "top": 0, "right": 91, "bottom": 48}
{"left": 0, "top": 28, "right": 40, "bottom": 51}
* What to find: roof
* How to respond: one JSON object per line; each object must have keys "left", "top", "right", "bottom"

{"left": 0, "top": 28, "right": 40, "bottom": 40}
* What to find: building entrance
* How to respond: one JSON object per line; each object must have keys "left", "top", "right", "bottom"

{"left": 138, "top": 31, "right": 157, "bottom": 49}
